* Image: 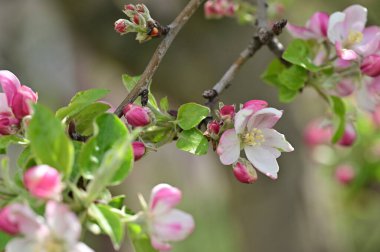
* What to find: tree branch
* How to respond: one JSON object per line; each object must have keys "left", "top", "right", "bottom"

{"left": 114, "top": 0, "right": 204, "bottom": 117}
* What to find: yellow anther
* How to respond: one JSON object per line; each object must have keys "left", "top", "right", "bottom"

{"left": 242, "top": 128, "right": 265, "bottom": 146}
{"left": 347, "top": 31, "right": 363, "bottom": 45}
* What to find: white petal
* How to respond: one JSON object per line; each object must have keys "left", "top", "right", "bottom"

{"left": 342, "top": 5, "right": 367, "bottom": 33}
{"left": 8, "top": 203, "right": 43, "bottom": 237}
{"left": 246, "top": 107, "right": 282, "bottom": 130}
{"left": 151, "top": 209, "right": 195, "bottom": 242}
{"left": 151, "top": 236, "right": 172, "bottom": 251}
{"left": 262, "top": 129, "right": 294, "bottom": 152}
{"left": 6, "top": 238, "right": 36, "bottom": 252}
{"left": 327, "top": 12, "right": 345, "bottom": 43}
{"left": 244, "top": 146, "right": 279, "bottom": 179}
{"left": 216, "top": 129, "right": 240, "bottom": 165}
{"left": 71, "top": 242, "right": 95, "bottom": 252}
{"left": 234, "top": 108, "right": 254, "bottom": 134}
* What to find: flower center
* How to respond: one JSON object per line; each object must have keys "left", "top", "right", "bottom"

{"left": 242, "top": 128, "right": 265, "bottom": 146}
{"left": 346, "top": 31, "right": 363, "bottom": 46}
{"left": 43, "top": 236, "right": 65, "bottom": 252}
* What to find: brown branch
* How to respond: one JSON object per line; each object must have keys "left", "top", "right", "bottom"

{"left": 114, "top": 0, "right": 204, "bottom": 117}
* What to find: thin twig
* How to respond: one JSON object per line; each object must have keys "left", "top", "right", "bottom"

{"left": 114, "top": 0, "right": 204, "bottom": 117}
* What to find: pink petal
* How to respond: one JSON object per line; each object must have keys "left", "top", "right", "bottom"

{"left": 246, "top": 107, "right": 283, "bottom": 130}
{"left": 216, "top": 129, "right": 240, "bottom": 165}
{"left": 335, "top": 42, "right": 358, "bottom": 60}
{"left": 328, "top": 12, "right": 346, "bottom": 43}
{"left": 7, "top": 204, "right": 43, "bottom": 236}
{"left": 0, "top": 70, "right": 21, "bottom": 107}
{"left": 286, "top": 24, "right": 317, "bottom": 40}
{"left": 151, "top": 209, "right": 195, "bottom": 242}
{"left": 151, "top": 237, "right": 172, "bottom": 251}
{"left": 354, "top": 26, "right": 380, "bottom": 57}
{"left": 342, "top": 5, "right": 367, "bottom": 34}
{"left": 244, "top": 146, "right": 280, "bottom": 179}
{"left": 232, "top": 160, "right": 257, "bottom": 184}
{"left": 261, "top": 128, "right": 294, "bottom": 152}
{"left": 307, "top": 12, "right": 329, "bottom": 37}
{"left": 150, "top": 184, "right": 182, "bottom": 215}
{"left": 234, "top": 108, "right": 254, "bottom": 134}
{"left": 361, "top": 54, "right": 380, "bottom": 77}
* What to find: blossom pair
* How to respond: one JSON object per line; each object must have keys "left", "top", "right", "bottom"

{"left": 216, "top": 100, "right": 294, "bottom": 182}
{"left": 0, "top": 71, "right": 38, "bottom": 135}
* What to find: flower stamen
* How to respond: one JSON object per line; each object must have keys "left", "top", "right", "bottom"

{"left": 242, "top": 128, "right": 265, "bottom": 146}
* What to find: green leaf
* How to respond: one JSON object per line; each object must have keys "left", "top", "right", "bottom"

{"left": 79, "top": 114, "right": 133, "bottom": 184}
{"left": 261, "top": 59, "right": 286, "bottom": 87}
{"left": 331, "top": 96, "right": 346, "bottom": 143}
{"left": 177, "top": 103, "right": 210, "bottom": 130}
{"left": 27, "top": 104, "right": 74, "bottom": 177}
{"left": 17, "top": 146, "right": 36, "bottom": 170}
{"left": 279, "top": 87, "right": 298, "bottom": 103}
{"left": 159, "top": 96, "right": 169, "bottom": 112}
{"left": 0, "top": 135, "right": 27, "bottom": 153}
{"left": 72, "top": 102, "right": 110, "bottom": 136}
{"left": 89, "top": 204, "right": 125, "bottom": 250}
{"left": 0, "top": 232, "right": 11, "bottom": 251}
{"left": 278, "top": 65, "right": 308, "bottom": 91}
{"left": 128, "top": 223, "right": 158, "bottom": 252}
{"left": 283, "top": 39, "right": 320, "bottom": 72}
{"left": 109, "top": 195, "right": 125, "bottom": 209}
{"left": 56, "top": 89, "right": 110, "bottom": 120}
{"left": 176, "top": 128, "right": 209, "bottom": 155}
{"left": 143, "top": 126, "right": 175, "bottom": 144}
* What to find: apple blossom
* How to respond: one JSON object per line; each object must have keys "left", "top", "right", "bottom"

{"left": 114, "top": 19, "right": 130, "bottom": 34}
{"left": 335, "top": 164, "right": 355, "bottom": 185}
{"left": 23, "top": 165, "right": 63, "bottom": 200}
{"left": 207, "top": 120, "right": 220, "bottom": 135}
{"left": 219, "top": 104, "right": 235, "bottom": 119}
{"left": 0, "top": 206, "right": 20, "bottom": 235}
{"left": 5, "top": 201, "right": 94, "bottom": 252}
{"left": 357, "top": 76, "right": 380, "bottom": 112}
{"left": 338, "top": 123, "right": 357, "bottom": 147}
{"left": 204, "top": 0, "right": 235, "bottom": 19}
{"left": 217, "top": 105, "right": 294, "bottom": 179}
{"left": 132, "top": 141, "right": 146, "bottom": 161}
{"left": 303, "top": 120, "right": 332, "bottom": 147}
{"left": 139, "top": 184, "right": 195, "bottom": 251}
{"left": 123, "top": 103, "right": 151, "bottom": 127}
{"left": 232, "top": 159, "right": 257, "bottom": 184}
{"left": 243, "top": 100, "right": 268, "bottom": 111}
{"left": 327, "top": 5, "right": 380, "bottom": 60}
{"left": 287, "top": 12, "right": 329, "bottom": 40}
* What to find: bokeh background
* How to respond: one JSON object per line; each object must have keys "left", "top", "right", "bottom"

{"left": 1, "top": 0, "right": 380, "bottom": 251}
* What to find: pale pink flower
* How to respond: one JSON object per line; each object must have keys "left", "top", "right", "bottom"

{"left": 5, "top": 201, "right": 93, "bottom": 252}
{"left": 232, "top": 159, "right": 257, "bottom": 184}
{"left": 142, "top": 184, "right": 195, "bottom": 251}
{"left": 361, "top": 54, "right": 380, "bottom": 77}
{"left": 217, "top": 107, "right": 294, "bottom": 179}
{"left": 132, "top": 141, "right": 146, "bottom": 161}
{"left": 335, "top": 164, "right": 355, "bottom": 185}
{"left": 303, "top": 119, "right": 332, "bottom": 147}
{"left": 123, "top": 104, "right": 151, "bottom": 127}
{"left": 243, "top": 99, "right": 268, "bottom": 111}
{"left": 357, "top": 76, "right": 380, "bottom": 112}
{"left": 23, "top": 165, "right": 63, "bottom": 200}
{"left": 327, "top": 5, "right": 380, "bottom": 60}
{"left": 287, "top": 12, "right": 329, "bottom": 40}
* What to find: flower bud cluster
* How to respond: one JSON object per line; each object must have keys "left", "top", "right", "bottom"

{"left": 204, "top": 0, "right": 236, "bottom": 19}
{"left": 114, "top": 4, "right": 164, "bottom": 43}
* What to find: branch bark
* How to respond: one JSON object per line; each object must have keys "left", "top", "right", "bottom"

{"left": 114, "top": 0, "right": 204, "bottom": 117}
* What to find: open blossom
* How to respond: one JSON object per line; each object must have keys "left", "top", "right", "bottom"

{"left": 327, "top": 5, "right": 380, "bottom": 61}
{"left": 287, "top": 12, "right": 329, "bottom": 40}
{"left": 4, "top": 202, "right": 93, "bottom": 252}
{"left": 141, "top": 184, "right": 194, "bottom": 251}
{"left": 23, "top": 165, "right": 63, "bottom": 200}
{"left": 0, "top": 70, "right": 38, "bottom": 135}
{"left": 217, "top": 105, "right": 294, "bottom": 179}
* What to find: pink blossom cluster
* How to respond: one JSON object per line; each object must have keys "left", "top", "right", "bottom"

{"left": 0, "top": 71, "right": 38, "bottom": 135}
{"left": 205, "top": 100, "right": 294, "bottom": 183}
{"left": 204, "top": 0, "right": 236, "bottom": 19}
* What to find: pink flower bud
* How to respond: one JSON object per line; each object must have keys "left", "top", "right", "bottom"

{"left": 304, "top": 120, "right": 332, "bottom": 147}
{"left": 132, "top": 141, "right": 145, "bottom": 161}
{"left": 114, "top": 19, "right": 128, "bottom": 34}
{"left": 0, "top": 112, "right": 19, "bottom": 135}
{"left": 233, "top": 161, "right": 257, "bottom": 184}
{"left": 207, "top": 120, "right": 220, "bottom": 134}
{"left": 334, "top": 79, "right": 355, "bottom": 97}
{"left": 23, "top": 165, "right": 63, "bottom": 200}
{"left": 133, "top": 14, "right": 140, "bottom": 25}
{"left": 335, "top": 164, "right": 355, "bottom": 185}
{"left": 338, "top": 123, "right": 356, "bottom": 147}
{"left": 124, "top": 4, "right": 135, "bottom": 11}
{"left": 361, "top": 54, "right": 380, "bottom": 77}
{"left": 11, "top": 85, "right": 38, "bottom": 120}
{"left": 243, "top": 100, "right": 268, "bottom": 111}
{"left": 123, "top": 104, "right": 151, "bottom": 127}
{"left": 0, "top": 206, "right": 20, "bottom": 235}
{"left": 219, "top": 104, "right": 235, "bottom": 119}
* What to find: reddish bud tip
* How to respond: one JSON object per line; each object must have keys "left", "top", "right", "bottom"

{"left": 338, "top": 123, "right": 356, "bottom": 147}
{"left": 207, "top": 120, "right": 220, "bottom": 135}
{"left": 243, "top": 100, "right": 268, "bottom": 111}
{"left": 132, "top": 141, "right": 146, "bottom": 161}
{"left": 124, "top": 4, "right": 135, "bottom": 11}
{"left": 123, "top": 104, "right": 151, "bottom": 127}
{"left": 335, "top": 164, "right": 355, "bottom": 185}
{"left": 233, "top": 161, "right": 257, "bottom": 184}
{"left": 114, "top": 19, "right": 128, "bottom": 34}
{"left": 219, "top": 105, "right": 235, "bottom": 118}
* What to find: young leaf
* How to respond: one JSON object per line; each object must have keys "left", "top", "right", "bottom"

{"left": 27, "top": 104, "right": 74, "bottom": 177}
{"left": 279, "top": 87, "right": 298, "bottom": 103}
{"left": 128, "top": 223, "right": 158, "bottom": 252}
{"left": 72, "top": 102, "right": 110, "bottom": 136}
{"left": 176, "top": 128, "right": 209, "bottom": 155}
{"left": 278, "top": 65, "right": 308, "bottom": 91}
{"left": 56, "top": 89, "right": 110, "bottom": 120}
{"left": 282, "top": 39, "right": 320, "bottom": 72}
{"left": 159, "top": 96, "right": 169, "bottom": 112}
{"left": 79, "top": 113, "right": 133, "bottom": 184}
{"left": 331, "top": 96, "right": 346, "bottom": 143}
{"left": 177, "top": 103, "right": 210, "bottom": 130}
{"left": 109, "top": 195, "right": 125, "bottom": 209}
{"left": 261, "top": 59, "right": 286, "bottom": 87}
{"left": 0, "top": 232, "right": 11, "bottom": 251}
{"left": 89, "top": 204, "right": 125, "bottom": 250}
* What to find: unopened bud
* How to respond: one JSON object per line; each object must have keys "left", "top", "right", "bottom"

{"left": 304, "top": 120, "right": 332, "bottom": 147}
{"left": 124, "top": 4, "right": 135, "bottom": 11}
{"left": 335, "top": 164, "right": 355, "bottom": 185}
{"left": 0, "top": 206, "right": 19, "bottom": 235}
{"left": 207, "top": 120, "right": 220, "bottom": 135}
{"left": 233, "top": 160, "right": 257, "bottom": 184}
{"left": 338, "top": 123, "right": 356, "bottom": 147}
{"left": 23, "top": 165, "right": 63, "bottom": 200}
{"left": 123, "top": 104, "right": 151, "bottom": 127}
{"left": 114, "top": 19, "right": 128, "bottom": 34}
{"left": 132, "top": 141, "right": 146, "bottom": 161}
{"left": 219, "top": 104, "right": 235, "bottom": 119}
{"left": 243, "top": 100, "right": 268, "bottom": 111}
{"left": 361, "top": 54, "right": 380, "bottom": 77}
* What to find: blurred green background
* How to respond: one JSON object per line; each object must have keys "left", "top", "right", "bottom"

{"left": 1, "top": 0, "right": 380, "bottom": 251}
